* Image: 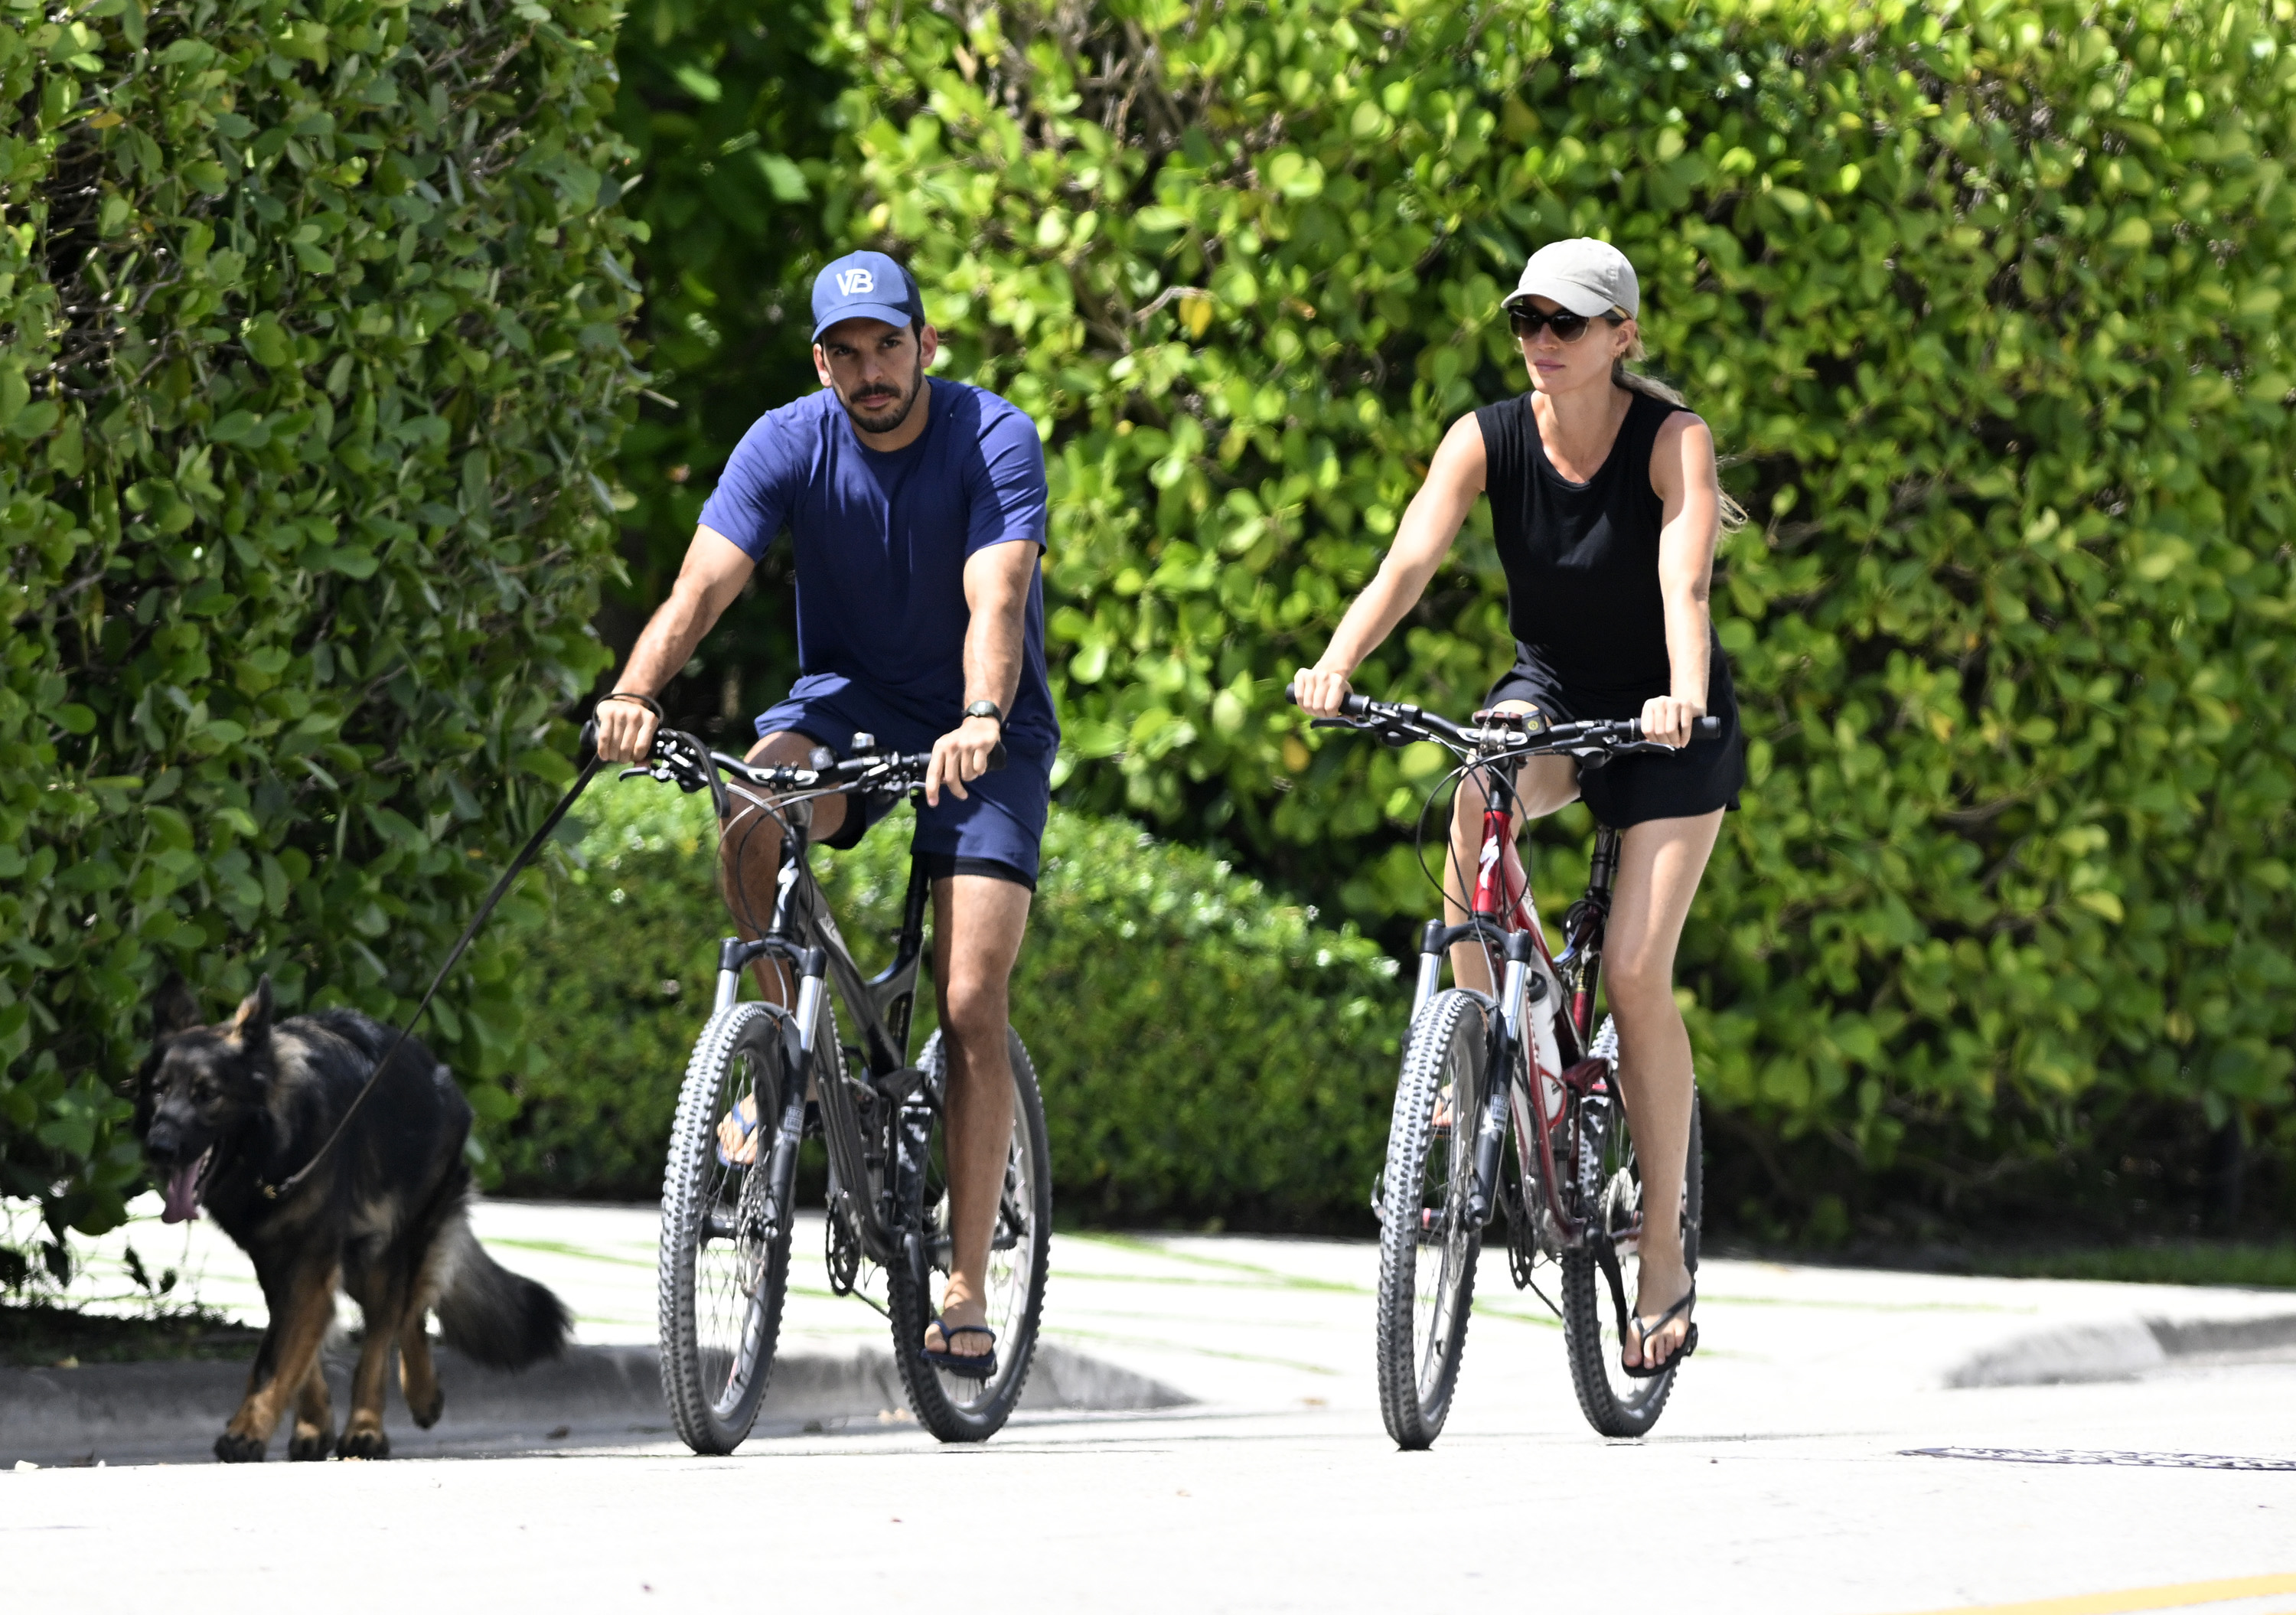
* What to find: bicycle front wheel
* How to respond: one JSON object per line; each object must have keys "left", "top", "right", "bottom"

{"left": 1561, "top": 1029, "right": 1703, "bottom": 1439}
{"left": 1375, "top": 988, "right": 1492, "bottom": 1450}
{"left": 657, "top": 1001, "right": 796, "bottom": 1454}
{"left": 884, "top": 1027, "right": 1051, "bottom": 1444}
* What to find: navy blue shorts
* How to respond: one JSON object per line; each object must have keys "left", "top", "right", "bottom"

{"left": 755, "top": 682, "right": 1052, "bottom": 889}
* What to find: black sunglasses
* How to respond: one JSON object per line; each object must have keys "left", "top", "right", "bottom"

{"left": 1507, "top": 307, "right": 1626, "bottom": 342}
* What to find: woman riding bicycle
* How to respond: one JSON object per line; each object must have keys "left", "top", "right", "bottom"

{"left": 1293, "top": 238, "right": 1742, "bottom": 1376}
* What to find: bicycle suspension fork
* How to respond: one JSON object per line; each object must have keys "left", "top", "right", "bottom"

{"left": 1467, "top": 929, "right": 1545, "bottom": 1227}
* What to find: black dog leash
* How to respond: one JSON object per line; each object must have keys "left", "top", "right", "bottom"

{"left": 258, "top": 708, "right": 633, "bottom": 1201}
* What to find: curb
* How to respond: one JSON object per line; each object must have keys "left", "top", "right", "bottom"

{"left": 1944, "top": 1311, "right": 2296, "bottom": 1389}
{"left": 2, "top": 1339, "right": 1189, "bottom": 1467}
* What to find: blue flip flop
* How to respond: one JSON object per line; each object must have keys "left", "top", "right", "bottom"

{"left": 921, "top": 1316, "right": 998, "bottom": 1381}
{"left": 714, "top": 1098, "right": 759, "bottom": 1168}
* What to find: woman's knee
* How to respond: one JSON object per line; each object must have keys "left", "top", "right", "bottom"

{"left": 1603, "top": 943, "right": 1677, "bottom": 1015}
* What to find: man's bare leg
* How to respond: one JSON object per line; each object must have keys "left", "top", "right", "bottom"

{"left": 713, "top": 729, "right": 848, "bottom": 1163}
{"left": 1604, "top": 808, "right": 1724, "bottom": 1372}
{"left": 923, "top": 873, "right": 1031, "bottom": 1361}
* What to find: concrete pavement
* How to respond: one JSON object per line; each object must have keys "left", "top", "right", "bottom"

{"left": 10, "top": 1196, "right": 2296, "bottom": 1613}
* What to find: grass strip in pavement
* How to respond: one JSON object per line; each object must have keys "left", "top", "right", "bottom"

{"left": 1044, "top": 1325, "right": 1345, "bottom": 1376}
{"left": 1968, "top": 1242, "right": 2296, "bottom": 1290}
{"left": 1064, "top": 1234, "right": 1371, "bottom": 1293}
{"left": 484, "top": 1236, "right": 660, "bottom": 1269}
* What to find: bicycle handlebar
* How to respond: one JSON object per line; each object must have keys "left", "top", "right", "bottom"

{"left": 602, "top": 718, "right": 1006, "bottom": 803}
{"left": 1282, "top": 682, "right": 1720, "bottom": 758}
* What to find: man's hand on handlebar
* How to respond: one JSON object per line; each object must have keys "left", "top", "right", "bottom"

{"left": 1638, "top": 695, "right": 1706, "bottom": 751}
{"left": 1290, "top": 666, "right": 1354, "bottom": 718}
{"left": 594, "top": 693, "right": 661, "bottom": 765}
{"left": 925, "top": 713, "right": 1003, "bottom": 807}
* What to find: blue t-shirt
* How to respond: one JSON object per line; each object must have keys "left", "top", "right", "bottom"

{"left": 698, "top": 379, "right": 1058, "bottom": 755}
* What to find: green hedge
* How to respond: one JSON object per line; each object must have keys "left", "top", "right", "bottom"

{"left": 488, "top": 781, "right": 1402, "bottom": 1227}
{"left": 809, "top": 0, "right": 2296, "bottom": 1221}
{"left": 0, "top": 0, "right": 637, "bottom": 1263}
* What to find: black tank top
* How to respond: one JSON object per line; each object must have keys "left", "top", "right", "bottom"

{"left": 1474, "top": 388, "right": 1694, "bottom": 703}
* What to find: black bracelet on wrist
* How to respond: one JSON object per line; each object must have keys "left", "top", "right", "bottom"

{"left": 600, "top": 691, "right": 664, "bottom": 719}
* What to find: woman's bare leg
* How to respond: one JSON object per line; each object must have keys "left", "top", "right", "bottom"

{"left": 1443, "top": 701, "right": 1577, "bottom": 994}
{"left": 1603, "top": 808, "right": 1724, "bottom": 1370}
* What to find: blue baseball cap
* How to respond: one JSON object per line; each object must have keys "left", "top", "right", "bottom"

{"left": 810, "top": 250, "right": 925, "bottom": 343}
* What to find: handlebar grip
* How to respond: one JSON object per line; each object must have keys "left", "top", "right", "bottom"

{"left": 578, "top": 719, "right": 598, "bottom": 760}
{"left": 1697, "top": 716, "right": 1720, "bottom": 736}
{"left": 1284, "top": 680, "right": 1371, "bottom": 719}
{"left": 987, "top": 742, "right": 1007, "bottom": 773}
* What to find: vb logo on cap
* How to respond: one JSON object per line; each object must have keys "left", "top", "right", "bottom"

{"left": 812, "top": 250, "right": 926, "bottom": 343}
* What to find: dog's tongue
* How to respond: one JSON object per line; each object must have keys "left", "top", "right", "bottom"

{"left": 160, "top": 1149, "right": 209, "bottom": 1224}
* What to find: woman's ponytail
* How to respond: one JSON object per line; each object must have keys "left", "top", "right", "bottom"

{"left": 1614, "top": 334, "right": 1746, "bottom": 530}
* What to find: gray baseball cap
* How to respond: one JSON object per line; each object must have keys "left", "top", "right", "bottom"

{"left": 1503, "top": 238, "right": 1639, "bottom": 319}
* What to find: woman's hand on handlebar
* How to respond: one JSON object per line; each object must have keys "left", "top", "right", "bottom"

{"left": 594, "top": 693, "right": 661, "bottom": 765}
{"left": 1639, "top": 694, "right": 1706, "bottom": 750}
{"left": 1290, "top": 666, "right": 1354, "bottom": 718}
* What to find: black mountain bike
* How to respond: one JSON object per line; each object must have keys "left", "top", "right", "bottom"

{"left": 628, "top": 727, "right": 1051, "bottom": 1450}
{"left": 1296, "top": 689, "right": 1713, "bottom": 1445}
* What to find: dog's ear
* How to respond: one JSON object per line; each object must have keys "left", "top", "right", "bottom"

{"left": 228, "top": 975, "right": 275, "bottom": 1044}
{"left": 152, "top": 974, "right": 204, "bottom": 1039}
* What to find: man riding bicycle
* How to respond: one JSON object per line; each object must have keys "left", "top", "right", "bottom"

{"left": 594, "top": 250, "right": 1055, "bottom": 1378}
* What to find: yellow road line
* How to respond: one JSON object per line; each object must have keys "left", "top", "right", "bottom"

{"left": 1890, "top": 1574, "right": 2296, "bottom": 1615}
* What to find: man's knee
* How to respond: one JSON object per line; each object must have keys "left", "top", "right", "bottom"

{"left": 941, "top": 974, "right": 1010, "bottom": 1051}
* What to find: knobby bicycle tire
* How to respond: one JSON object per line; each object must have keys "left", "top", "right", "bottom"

{"left": 1560, "top": 1048, "right": 1704, "bottom": 1439}
{"left": 884, "top": 1027, "right": 1051, "bottom": 1444}
{"left": 1375, "top": 989, "right": 1492, "bottom": 1450}
{"left": 658, "top": 1001, "right": 796, "bottom": 1454}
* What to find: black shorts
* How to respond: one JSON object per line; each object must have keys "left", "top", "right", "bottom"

{"left": 1486, "top": 649, "right": 1745, "bottom": 830}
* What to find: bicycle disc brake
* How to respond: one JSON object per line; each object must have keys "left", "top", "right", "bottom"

{"left": 825, "top": 1202, "right": 863, "bottom": 1297}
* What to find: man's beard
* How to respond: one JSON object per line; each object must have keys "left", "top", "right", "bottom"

{"left": 839, "top": 357, "right": 925, "bottom": 435}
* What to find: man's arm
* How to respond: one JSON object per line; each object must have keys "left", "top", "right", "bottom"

{"left": 593, "top": 526, "right": 756, "bottom": 763}
{"left": 924, "top": 539, "right": 1038, "bottom": 806}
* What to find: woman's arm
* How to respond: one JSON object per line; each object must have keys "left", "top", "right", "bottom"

{"left": 1292, "top": 413, "right": 1489, "bottom": 716}
{"left": 1643, "top": 411, "right": 1725, "bottom": 749}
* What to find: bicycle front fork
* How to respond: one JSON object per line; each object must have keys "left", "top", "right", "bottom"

{"left": 1466, "top": 930, "right": 1546, "bottom": 1227}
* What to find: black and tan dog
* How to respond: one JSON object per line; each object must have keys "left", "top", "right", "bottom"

{"left": 135, "top": 975, "right": 569, "bottom": 1461}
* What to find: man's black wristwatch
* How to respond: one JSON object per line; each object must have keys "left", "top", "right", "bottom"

{"left": 963, "top": 699, "right": 1003, "bottom": 730}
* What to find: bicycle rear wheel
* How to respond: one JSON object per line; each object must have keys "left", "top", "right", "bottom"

{"left": 657, "top": 1001, "right": 795, "bottom": 1454}
{"left": 1561, "top": 1025, "right": 1703, "bottom": 1438}
{"left": 1375, "top": 988, "right": 1492, "bottom": 1450}
{"left": 884, "top": 1028, "right": 1050, "bottom": 1443}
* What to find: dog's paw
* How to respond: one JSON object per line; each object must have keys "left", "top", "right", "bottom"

{"left": 407, "top": 1388, "right": 443, "bottom": 1430}
{"left": 288, "top": 1426, "right": 334, "bottom": 1462}
{"left": 214, "top": 1431, "right": 268, "bottom": 1463}
{"left": 334, "top": 1425, "right": 390, "bottom": 1460}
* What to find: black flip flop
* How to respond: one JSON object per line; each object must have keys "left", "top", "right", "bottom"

{"left": 921, "top": 1316, "right": 998, "bottom": 1381}
{"left": 1621, "top": 1286, "right": 1698, "bottom": 1380}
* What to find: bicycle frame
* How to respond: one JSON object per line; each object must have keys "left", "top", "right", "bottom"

{"left": 1408, "top": 752, "right": 1626, "bottom": 1254}
{"left": 704, "top": 785, "right": 936, "bottom": 1272}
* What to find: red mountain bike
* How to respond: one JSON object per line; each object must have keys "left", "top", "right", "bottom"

{"left": 1297, "top": 689, "right": 1714, "bottom": 1446}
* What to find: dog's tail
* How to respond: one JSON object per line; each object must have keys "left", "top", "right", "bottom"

{"left": 432, "top": 1219, "right": 572, "bottom": 1370}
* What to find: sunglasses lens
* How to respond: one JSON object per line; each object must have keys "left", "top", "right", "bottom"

{"left": 1508, "top": 309, "right": 1596, "bottom": 340}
